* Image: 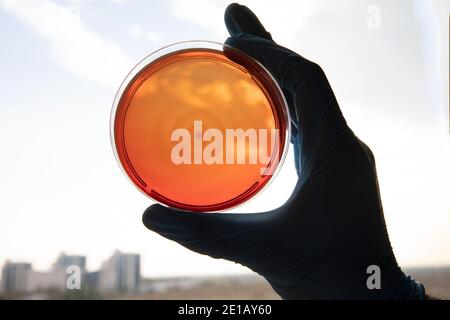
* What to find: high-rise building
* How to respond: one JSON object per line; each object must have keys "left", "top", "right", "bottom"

{"left": 43, "top": 253, "right": 87, "bottom": 291}
{"left": 1, "top": 261, "right": 31, "bottom": 292}
{"left": 52, "top": 253, "right": 86, "bottom": 272}
{"left": 98, "top": 250, "right": 140, "bottom": 293}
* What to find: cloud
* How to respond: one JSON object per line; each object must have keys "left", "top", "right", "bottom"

{"left": 0, "top": 0, "right": 134, "bottom": 88}
{"left": 128, "top": 24, "right": 162, "bottom": 43}
{"left": 145, "top": 31, "right": 162, "bottom": 43}
{"left": 128, "top": 24, "right": 143, "bottom": 37}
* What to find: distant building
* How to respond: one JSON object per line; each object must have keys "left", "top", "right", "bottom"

{"left": 99, "top": 251, "right": 140, "bottom": 293}
{"left": 1, "top": 253, "right": 88, "bottom": 293}
{"left": 85, "top": 271, "right": 99, "bottom": 289}
{"left": 52, "top": 253, "right": 86, "bottom": 272}
{"left": 26, "top": 253, "right": 88, "bottom": 292}
{"left": 1, "top": 251, "right": 140, "bottom": 294}
{"left": 1, "top": 261, "right": 31, "bottom": 292}
{"left": 26, "top": 270, "right": 65, "bottom": 292}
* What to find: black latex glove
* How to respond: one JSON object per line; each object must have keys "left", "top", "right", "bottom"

{"left": 142, "top": 3, "right": 425, "bottom": 299}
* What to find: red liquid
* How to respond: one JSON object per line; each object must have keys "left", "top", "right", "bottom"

{"left": 113, "top": 47, "right": 287, "bottom": 211}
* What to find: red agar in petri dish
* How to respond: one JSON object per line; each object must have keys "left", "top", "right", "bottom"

{"left": 111, "top": 41, "right": 290, "bottom": 212}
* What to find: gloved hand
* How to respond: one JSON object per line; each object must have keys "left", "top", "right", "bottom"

{"left": 142, "top": 3, "right": 425, "bottom": 299}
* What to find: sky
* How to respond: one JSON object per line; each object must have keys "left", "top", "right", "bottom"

{"left": 0, "top": 0, "right": 449, "bottom": 278}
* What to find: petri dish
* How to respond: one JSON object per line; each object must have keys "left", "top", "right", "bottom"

{"left": 111, "top": 41, "right": 290, "bottom": 212}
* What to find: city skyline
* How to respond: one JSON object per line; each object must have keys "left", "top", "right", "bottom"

{"left": 1, "top": 250, "right": 141, "bottom": 294}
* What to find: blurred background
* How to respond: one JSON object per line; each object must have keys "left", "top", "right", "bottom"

{"left": 0, "top": 0, "right": 449, "bottom": 299}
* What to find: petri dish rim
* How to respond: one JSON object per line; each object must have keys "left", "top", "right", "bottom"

{"left": 110, "top": 40, "right": 291, "bottom": 213}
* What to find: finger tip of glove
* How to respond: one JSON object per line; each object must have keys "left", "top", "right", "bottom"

{"left": 224, "top": 3, "right": 243, "bottom": 34}
{"left": 224, "top": 3, "right": 272, "bottom": 40}
{"left": 225, "top": 2, "right": 242, "bottom": 13}
{"left": 142, "top": 204, "right": 167, "bottom": 230}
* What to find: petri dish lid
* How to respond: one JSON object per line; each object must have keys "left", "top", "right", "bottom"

{"left": 111, "top": 41, "right": 290, "bottom": 212}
